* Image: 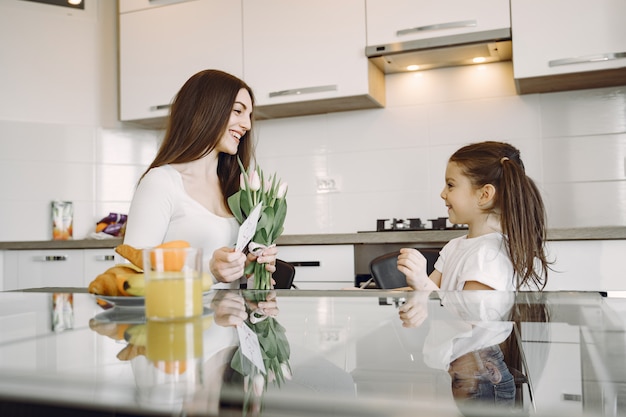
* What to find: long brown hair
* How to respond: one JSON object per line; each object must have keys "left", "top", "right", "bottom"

{"left": 449, "top": 141, "right": 551, "bottom": 289}
{"left": 140, "top": 69, "right": 256, "bottom": 210}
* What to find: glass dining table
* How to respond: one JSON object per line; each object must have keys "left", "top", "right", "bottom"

{"left": 0, "top": 288, "right": 624, "bottom": 417}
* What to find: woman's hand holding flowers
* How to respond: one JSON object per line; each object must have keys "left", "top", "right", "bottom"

{"left": 228, "top": 158, "right": 288, "bottom": 290}
{"left": 249, "top": 290, "right": 279, "bottom": 318}
{"left": 210, "top": 247, "right": 247, "bottom": 283}
{"left": 246, "top": 244, "right": 278, "bottom": 274}
{"left": 211, "top": 291, "right": 248, "bottom": 327}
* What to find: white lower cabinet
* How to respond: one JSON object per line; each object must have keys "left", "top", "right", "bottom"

{"left": 278, "top": 245, "right": 355, "bottom": 290}
{"left": 522, "top": 323, "right": 582, "bottom": 415}
{"left": 3, "top": 248, "right": 118, "bottom": 290}
{"left": 83, "top": 248, "right": 117, "bottom": 287}
{"left": 3, "top": 250, "right": 84, "bottom": 290}
{"left": 0, "top": 251, "right": 3, "bottom": 291}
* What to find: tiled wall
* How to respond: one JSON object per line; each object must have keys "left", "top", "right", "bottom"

{"left": 255, "top": 64, "right": 626, "bottom": 234}
{"left": 1, "top": 63, "right": 624, "bottom": 241}
{"left": 0, "top": 121, "right": 160, "bottom": 241}
{"left": 0, "top": 1, "right": 624, "bottom": 241}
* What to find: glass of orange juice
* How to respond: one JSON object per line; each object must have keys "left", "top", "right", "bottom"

{"left": 135, "top": 317, "right": 204, "bottom": 409}
{"left": 144, "top": 247, "right": 203, "bottom": 320}
{"left": 146, "top": 317, "right": 204, "bottom": 376}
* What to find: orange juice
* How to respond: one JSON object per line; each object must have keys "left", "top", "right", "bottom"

{"left": 146, "top": 318, "right": 203, "bottom": 363}
{"left": 145, "top": 273, "right": 203, "bottom": 320}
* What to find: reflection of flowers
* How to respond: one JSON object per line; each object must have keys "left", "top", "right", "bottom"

{"left": 230, "top": 291, "right": 292, "bottom": 415}
{"left": 228, "top": 158, "right": 288, "bottom": 290}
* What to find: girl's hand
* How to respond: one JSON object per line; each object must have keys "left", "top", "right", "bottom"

{"left": 397, "top": 248, "right": 438, "bottom": 291}
{"left": 398, "top": 290, "right": 431, "bottom": 328}
{"left": 210, "top": 247, "right": 247, "bottom": 283}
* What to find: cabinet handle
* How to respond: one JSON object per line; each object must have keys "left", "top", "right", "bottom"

{"left": 288, "top": 261, "right": 321, "bottom": 267}
{"left": 269, "top": 84, "right": 337, "bottom": 98}
{"left": 396, "top": 19, "right": 477, "bottom": 36}
{"left": 149, "top": 104, "right": 171, "bottom": 111}
{"left": 94, "top": 255, "right": 115, "bottom": 261}
{"left": 34, "top": 255, "right": 68, "bottom": 262}
{"left": 549, "top": 51, "right": 626, "bottom": 67}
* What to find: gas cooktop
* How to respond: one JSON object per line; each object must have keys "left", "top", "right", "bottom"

{"left": 373, "top": 217, "right": 467, "bottom": 232}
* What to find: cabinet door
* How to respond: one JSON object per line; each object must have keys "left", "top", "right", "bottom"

{"left": 83, "top": 249, "right": 117, "bottom": 287}
{"left": 0, "top": 251, "right": 4, "bottom": 291}
{"left": 278, "top": 245, "right": 355, "bottom": 290}
{"left": 366, "top": 0, "right": 510, "bottom": 47}
{"left": 6, "top": 250, "right": 84, "bottom": 290}
{"left": 511, "top": 0, "right": 626, "bottom": 93}
{"left": 119, "top": 0, "right": 195, "bottom": 14}
{"left": 242, "top": 0, "right": 385, "bottom": 119}
{"left": 119, "top": 0, "right": 243, "bottom": 123}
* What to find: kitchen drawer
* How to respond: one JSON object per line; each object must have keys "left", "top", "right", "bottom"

{"left": 83, "top": 248, "right": 118, "bottom": 287}
{"left": 3, "top": 250, "right": 84, "bottom": 290}
{"left": 278, "top": 245, "right": 354, "bottom": 289}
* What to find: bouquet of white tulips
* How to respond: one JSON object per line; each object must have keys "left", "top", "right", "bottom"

{"left": 228, "top": 158, "right": 288, "bottom": 290}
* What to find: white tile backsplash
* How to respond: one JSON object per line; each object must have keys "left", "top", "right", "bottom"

{"left": 543, "top": 134, "right": 626, "bottom": 183}
{"left": 0, "top": 63, "right": 625, "bottom": 240}
{"left": 0, "top": 121, "right": 95, "bottom": 162}
{"left": 543, "top": 181, "right": 626, "bottom": 228}
{"left": 540, "top": 86, "right": 626, "bottom": 137}
{"left": 97, "top": 128, "right": 161, "bottom": 165}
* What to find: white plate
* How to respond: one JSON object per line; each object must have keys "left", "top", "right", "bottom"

{"left": 96, "top": 295, "right": 144, "bottom": 308}
{"left": 92, "top": 307, "right": 146, "bottom": 324}
{"left": 95, "top": 291, "right": 212, "bottom": 308}
{"left": 93, "top": 306, "right": 213, "bottom": 324}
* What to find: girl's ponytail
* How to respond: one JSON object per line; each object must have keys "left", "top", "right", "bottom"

{"left": 499, "top": 156, "right": 549, "bottom": 289}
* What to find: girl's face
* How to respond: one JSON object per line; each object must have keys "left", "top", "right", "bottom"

{"left": 217, "top": 88, "right": 253, "bottom": 155}
{"left": 440, "top": 161, "right": 482, "bottom": 225}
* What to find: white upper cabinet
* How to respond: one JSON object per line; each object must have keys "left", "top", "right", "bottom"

{"left": 365, "top": 0, "right": 511, "bottom": 48}
{"left": 242, "top": 0, "right": 385, "bottom": 120}
{"left": 119, "top": 0, "right": 243, "bottom": 126}
{"left": 511, "top": 0, "right": 626, "bottom": 94}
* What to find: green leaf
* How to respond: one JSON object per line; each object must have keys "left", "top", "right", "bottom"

{"left": 227, "top": 191, "right": 244, "bottom": 224}
{"left": 240, "top": 192, "right": 253, "bottom": 217}
{"left": 273, "top": 199, "right": 287, "bottom": 232}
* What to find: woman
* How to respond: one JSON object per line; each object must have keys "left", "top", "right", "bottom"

{"left": 123, "top": 69, "right": 277, "bottom": 288}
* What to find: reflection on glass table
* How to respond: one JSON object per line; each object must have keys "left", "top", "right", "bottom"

{"left": 0, "top": 290, "right": 624, "bottom": 417}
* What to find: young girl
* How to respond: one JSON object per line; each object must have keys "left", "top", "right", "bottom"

{"left": 398, "top": 141, "right": 551, "bottom": 291}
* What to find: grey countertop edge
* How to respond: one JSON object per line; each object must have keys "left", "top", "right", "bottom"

{"left": 1, "top": 226, "right": 625, "bottom": 250}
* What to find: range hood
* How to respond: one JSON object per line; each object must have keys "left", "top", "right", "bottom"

{"left": 366, "top": 28, "right": 512, "bottom": 74}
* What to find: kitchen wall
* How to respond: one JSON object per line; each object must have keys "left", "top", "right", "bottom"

{"left": 0, "top": 0, "right": 625, "bottom": 242}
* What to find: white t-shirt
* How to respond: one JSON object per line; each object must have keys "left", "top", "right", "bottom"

{"left": 423, "top": 291, "right": 515, "bottom": 371}
{"left": 123, "top": 165, "right": 240, "bottom": 289}
{"left": 434, "top": 233, "right": 515, "bottom": 291}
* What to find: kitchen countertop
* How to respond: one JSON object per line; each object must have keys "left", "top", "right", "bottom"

{"left": 1, "top": 226, "right": 625, "bottom": 250}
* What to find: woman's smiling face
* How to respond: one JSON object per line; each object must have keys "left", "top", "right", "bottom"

{"left": 217, "top": 88, "right": 253, "bottom": 155}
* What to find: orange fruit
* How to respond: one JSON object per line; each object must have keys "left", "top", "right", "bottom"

{"left": 150, "top": 241, "right": 191, "bottom": 271}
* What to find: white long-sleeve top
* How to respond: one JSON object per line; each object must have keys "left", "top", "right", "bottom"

{"left": 123, "top": 165, "right": 240, "bottom": 288}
